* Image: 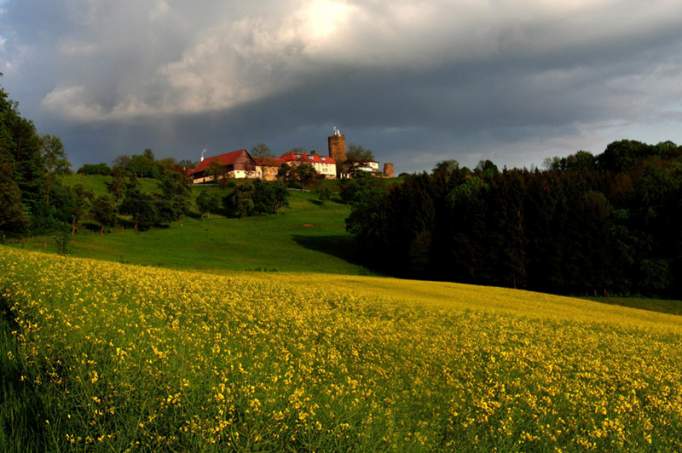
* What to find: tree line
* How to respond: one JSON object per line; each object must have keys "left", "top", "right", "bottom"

{"left": 0, "top": 83, "right": 193, "bottom": 238}
{"left": 347, "top": 141, "right": 682, "bottom": 298}
{"left": 1, "top": 83, "right": 74, "bottom": 236}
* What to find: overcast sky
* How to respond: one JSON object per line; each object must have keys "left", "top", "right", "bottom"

{"left": 2, "top": 0, "right": 682, "bottom": 172}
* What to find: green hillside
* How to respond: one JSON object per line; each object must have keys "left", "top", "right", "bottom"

{"left": 60, "top": 174, "right": 160, "bottom": 197}
{"left": 16, "top": 184, "right": 366, "bottom": 275}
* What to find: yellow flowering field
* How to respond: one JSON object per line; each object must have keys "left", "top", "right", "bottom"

{"left": 1, "top": 247, "right": 681, "bottom": 451}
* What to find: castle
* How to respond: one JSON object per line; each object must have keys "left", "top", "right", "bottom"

{"left": 187, "top": 128, "right": 394, "bottom": 184}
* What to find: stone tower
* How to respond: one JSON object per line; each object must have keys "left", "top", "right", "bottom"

{"left": 383, "top": 162, "right": 395, "bottom": 178}
{"left": 328, "top": 127, "right": 346, "bottom": 163}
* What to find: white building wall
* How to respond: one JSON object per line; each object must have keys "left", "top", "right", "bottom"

{"left": 312, "top": 162, "right": 337, "bottom": 178}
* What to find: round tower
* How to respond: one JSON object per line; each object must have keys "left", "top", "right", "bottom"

{"left": 328, "top": 127, "right": 346, "bottom": 163}
{"left": 383, "top": 162, "right": 395, "bottom": 178}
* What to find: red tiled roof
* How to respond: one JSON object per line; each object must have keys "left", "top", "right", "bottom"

{"left": 280, "top": 151, "right": 336, "bottom": 164}
{"left": 254, "top": 157, "right": 284, "bottom": 167}
{"left": 187, "top": 149, "right": 249, "bottom": 176}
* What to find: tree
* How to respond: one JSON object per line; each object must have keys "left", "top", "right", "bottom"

{"left": 69, "top": 185, "right": 94, "bottom": 235}
{"left": 342, "top": 145, "right": 377, "bottom": 177}
{"left": 1, "top": 88, "right": 45, "bottom": 214}
{"left": 475, "top": 160, "right": 499, "bottom": 178}
{"left": 119, "top": 178, "right": 158, "bottom": 230}
{"left": 177, "top": 159, "right": 196, "bottom": 170}
{"left": 433, "top": 160, "right": 459, "bottom": 176}
{"left": 107, "top": 168, "right": 127, "bottom": 204}
{"left": 346, "top": 144, "right": 375, "bottom": 163}
{"left": 157, "top": 170, "right": 191, "bottom": 221}
{"left": 41, "top": 134, "right": 71, "bottom": 175}
{"left": 251, "top": 143, "right": 272, "bottom": 158}
{"left": 91, "top": 196, "right": 116, "bottom": 234}
{"left": 223, "top": 181, "right": 289, "bottom": 218}
{"left": 0, "top": 164, "right": 28, "bottom": 234}
{"left": 251, "top": 180, "right": 288, "bottom": 214}
{"left": 278, "top": 163, "right": 318, "bottom": 189}
{"left": 112, "top": 149, "right": 161, "bottom": 178}
{"left": 339, "top": 172, "right": 386, "bottom": 205}
{"left": 0, "top": 121, "right": 29, "bottom": 234}
{"left": 293, "top": 164, "right": 317, "bottom": 188}
{"left": 78, "top": 163, "right": 112, "bottom": 175}
{"left": 223, "top": 184, "right": 255, "bottom": 218}
{"left": 545, "top": 151, "right": 595, "bottom": 172}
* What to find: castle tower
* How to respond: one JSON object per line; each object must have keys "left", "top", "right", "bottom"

{"left": 383, "top": 162, "right": 395, "bottom": 178}
{"left": 328, "top": 127, "right": 346, "bottom": 163}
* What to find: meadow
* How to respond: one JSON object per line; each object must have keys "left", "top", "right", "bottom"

{"left": 15, "top": 184, "right": 366, "bottom": 275}
{"left": 1, "top": 247, "right": 681, "bottom": 451}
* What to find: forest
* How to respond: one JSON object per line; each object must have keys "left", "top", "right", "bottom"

{"left": 346, "top": 142, "right": 682, "bottom": 297}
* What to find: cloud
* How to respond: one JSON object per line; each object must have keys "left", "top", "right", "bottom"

{"left": 41, "top": 86, "right": 104, "bottom": 121}
{"left": 1, "top": 0, "right": 682, "bottom": 171}
{"left": 57, "top": 40, "right": 98, "bottom": 57}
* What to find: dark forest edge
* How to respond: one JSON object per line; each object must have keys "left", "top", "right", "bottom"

{"left": 346, "top": 142, "right": 682, "bottom": 298}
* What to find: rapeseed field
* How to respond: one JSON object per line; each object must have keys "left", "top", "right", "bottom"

{"left": 1, "top": 247, "right": 681, "bottom": 451}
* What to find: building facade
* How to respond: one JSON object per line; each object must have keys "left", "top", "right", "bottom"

{"left": 187, "top": 149, "right": 257, "bottom": 183}
{"left": 188, "top": 149, "right": 338, "bottom": 183}
{"left": 280, "top": 151, "right": 337, "bottom": 179}
{"left": 254, "top": 157, "right": 283, "bottom": 181}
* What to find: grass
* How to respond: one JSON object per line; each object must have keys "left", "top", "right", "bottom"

{"left": 589, "top": 296, "right": 682, "bottom": 317}
{"left": 14, "top": 189, "right": 367, "bottom": 275}
{"left": 0, "top": 302, "right": 47, "bottom": 452}
{"left": 60, "top": 174, "right": 159, "bottom": 197}
{"left": 1, "top": 247, "right": 681, "bottom": 451}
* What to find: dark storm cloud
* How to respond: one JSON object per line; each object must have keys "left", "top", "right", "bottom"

{"left": 2, "top": 0, "right": 682, "bottom": 172}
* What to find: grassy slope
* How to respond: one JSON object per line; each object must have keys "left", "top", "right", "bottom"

{"left": 16, "top": 187, "right": 367, "bottom": 275}
{"left": 590, "top": 296, "right": 682, "bottom": 317}
{"left": 60, "top": 174, "right": 159, "bottom": 196}
{"left": 1, "top": 248, "right": 681, "bottom": 451}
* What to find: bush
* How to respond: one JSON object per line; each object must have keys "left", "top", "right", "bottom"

{"left": 196, "top": 191, "right": 223, "bottom": 216}
{"left": 54, "top": 227, "right": 71, "bottom": 255}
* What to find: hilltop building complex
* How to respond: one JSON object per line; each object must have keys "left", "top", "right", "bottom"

{"left": 187, "top": 128, "right": 394, "bottom": 184}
